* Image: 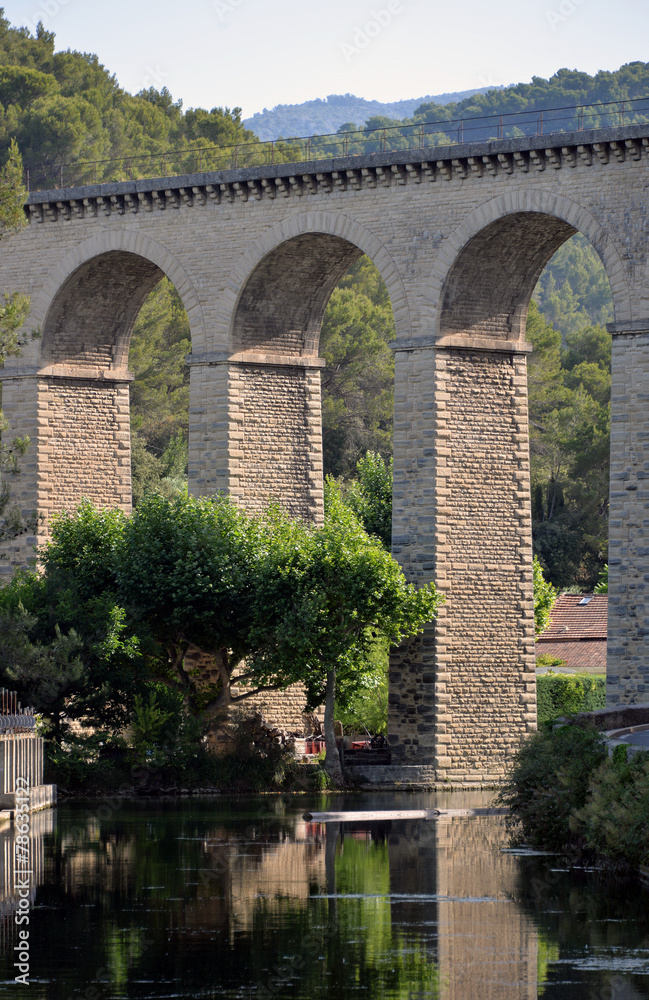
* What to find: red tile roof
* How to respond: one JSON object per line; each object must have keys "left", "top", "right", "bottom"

{"left": 535, "top": 639, "right": 607, "bottom": 669}
{"left": 537, "top": 593, "right": 608, "bottom": 642}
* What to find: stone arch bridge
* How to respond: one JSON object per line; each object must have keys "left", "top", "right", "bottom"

{"left": 1, "top": 124, "right": 648, "bottom": 786}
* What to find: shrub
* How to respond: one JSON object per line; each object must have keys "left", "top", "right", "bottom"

{"left": 533, "top": 556, "right": 557, "bottom": 634}
{"left": 45, "top": 707, "right": 302, "bottom": 795}
{"left": 45, "top": 732, "right": 131, "bottom": 791}
{"left": 535, "top": 653, "right": 566, "bottom": 669}
{"left": 208, "top": 715, "right": 301, "bottom": 792}
{"left": 571, "top": 747, "right": 649, "bottom": 868}
{"left": 498, "top": 723, "right": 607, "bottom": 851}
{"left": 536, "top": 672, "right": 605, "bottom": 725}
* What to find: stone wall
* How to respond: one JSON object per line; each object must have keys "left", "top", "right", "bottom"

{"left": 36, "top": 376, "right": 132, "bottom": 520}
{"left": 227, "top": 361, "right": 324, "bottom": 522}
{"left": 436, "top": 349, "right": 536, "bottom": 782}
{"left": 389, "top": 345, "right": 536, "bottom": 783}
{"left": 607, "top": 328, "right": 649, "bottom": 706}
{"left": 229, "top": 684, "right": 318, "bottom": 734}
{"left": 187, "top": 646, "right": 318, "bottom": 737}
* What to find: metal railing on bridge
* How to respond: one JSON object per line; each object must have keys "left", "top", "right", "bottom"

{"left": 0, "top": 688, "right": 36, "bottom": 735}
{"left": 25, "top": 95, "right": 649, "bottom": 193}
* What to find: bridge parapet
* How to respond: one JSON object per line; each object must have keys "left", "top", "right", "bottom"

{"left": 25, "top": 124, "right": 649, "bottom": 222}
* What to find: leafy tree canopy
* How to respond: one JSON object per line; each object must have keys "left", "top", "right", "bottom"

{"left": 533, "top": 556, "right": 558, "bottom": 634}
{"left": 0, "top": 494, "right": 441, "bottom": 785}
{"left": 0, "top": 138, "right": 33, "bottom": 546}
{"left": 0, "top": 10, "right": 259, "bottom": 187}
{"left": 338, "top": 451, "right": 393, "bottom": 549}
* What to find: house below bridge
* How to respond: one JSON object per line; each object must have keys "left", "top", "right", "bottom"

{"left": 536, "top": 594, "right": 607, "bottom": 673}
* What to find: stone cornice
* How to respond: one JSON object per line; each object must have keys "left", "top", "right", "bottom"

{"left": 25, "top": 123, "right": 649, "bottom": 224}
{"left": 392, "top": 335, "right": 533, "bottom": 354}
{"left": 0, "top": 364, "right": 133, "bottom": 382}
{"left": 186, "top": 351, "right": 326, "bottom": 368}
{"left": 607, "top": 320, "right": 649, "bottom": 336}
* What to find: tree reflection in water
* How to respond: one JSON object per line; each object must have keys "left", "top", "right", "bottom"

{"left": 0, "top": 796, "right": 647, "bottom": 999}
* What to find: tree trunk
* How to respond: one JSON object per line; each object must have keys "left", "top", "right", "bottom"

{"left": 325, "top": 821, "right": 340, "bottom": 924}
{"left": 323, "top": 668, "right": 345, "bottom": 786}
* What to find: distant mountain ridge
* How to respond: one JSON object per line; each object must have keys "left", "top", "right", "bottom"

{"left": 244, "top": 89, "right": 501, "bottom": 140}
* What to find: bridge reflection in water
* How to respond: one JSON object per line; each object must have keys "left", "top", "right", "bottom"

{"left": 0, "top": 809, "right": 54, "bottom": 957}
{"left": 0, "top": 797, "right": 647, "bottom": 999}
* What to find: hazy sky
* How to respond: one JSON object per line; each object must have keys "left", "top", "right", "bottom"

{"left": 1, "top": 0, "right": 648, "bottom": 117}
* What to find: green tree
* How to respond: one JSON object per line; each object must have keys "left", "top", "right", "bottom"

{"left": 320, "top": 256, "right": 394, "bottom": 476}
{"left": 526, "top": 301, "right": 610, "bottom": 588}
{"left": 594, "top": 564, "right": 608, "bottom": 594}
{"left": 0, "top": 602, "right": 86, "bottom": 740}
{"left": 328, "top": 451, "right": 394, "bottom": 736}
{"left": 498, "top": 724, "right": 607, "bottom": 851}
{"left": 338, "top": 450, "right": 393, "bottom": 549}
{"left": 0, "top": 139, "right": 33, "bottom": 548}
{"left": 115, "top": 490, "right": 442, "bottom": 785}
{"left": 0, "top": 503, "right": 144, "bottom": 739}
{"left": 113, "top": 492, "right": 270, "bottom": 724}
{"left": 128, "top": 276, "right": 190, "bottom": 498}
{"left": 533, "top": 556, "right": 557, "bottom": 634}
{"left": 1, "top": 494, "right": 441, "bottom": 783}
{"left": 0, "top": 12, "right": 262, "bottom": 188}
{"left": 572, "top": 748, "right": 649, "bottom": 868}
{"left": 247, "top": 489, "right": 443, "bottom": 783}
{"left": 535, "top": 234, "right": 613, "bottom": 337}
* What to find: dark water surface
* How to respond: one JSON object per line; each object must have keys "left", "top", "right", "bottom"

{"left": 1, "top": 791, "right": 649, "bottom": 998}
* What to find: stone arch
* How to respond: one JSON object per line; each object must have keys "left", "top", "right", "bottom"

{"left": 209, "top": 214, "right": 408, "bottom": 526}
{"left": 429, "top": 190, "right": 631, "bottom": 340}
{"left": 218, "top": 212, "right": 411, "bottom": 354}
{"left": 33, "top": 230, "right": 206, "bottom": 370}
{"left": 20, "top": 231, "right": 205, "bottom": 523}
{"left": 385, "top": 188, "right": 631, "bottom": 777}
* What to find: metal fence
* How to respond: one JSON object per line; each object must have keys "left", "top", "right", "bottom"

{"left": 25, "top": 95, "right": 649, "bottom": 193}
{"left": 0, "top": 735, "right": 44, "bottom": 794}
{"left": 0, "top": 688, "right": 35, "bottom": 736}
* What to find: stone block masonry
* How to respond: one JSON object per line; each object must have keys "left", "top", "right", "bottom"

{"left": 607, "top": 326, "right": 649, "bottom": 707}
{"left": 227, "top": 361, "right": 324, "bottom": 522}
{"left": 389, "top": 345, "right": 535, "bottom": 783}
{"left": 186, "top": 646, "right": 320, "bottom": 737}
{"left": 1, "top": 124, "right": 648, "bottom": 784}
{"left": 37, "top": 376, "right": 132, "bottom": 518}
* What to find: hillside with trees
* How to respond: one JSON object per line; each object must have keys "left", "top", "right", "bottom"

{"left": 243, "top": 88, "right": 497, "bottom": 141}
{"left": 304, "top": 63, "right": 649, "bottom": 158}
{"left": 0, "top": 10, "right": 257, "bottom": 188}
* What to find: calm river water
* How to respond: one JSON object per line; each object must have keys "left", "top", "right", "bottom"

{"left": 1, "top": 791, "right": 649, "bottom": 999}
